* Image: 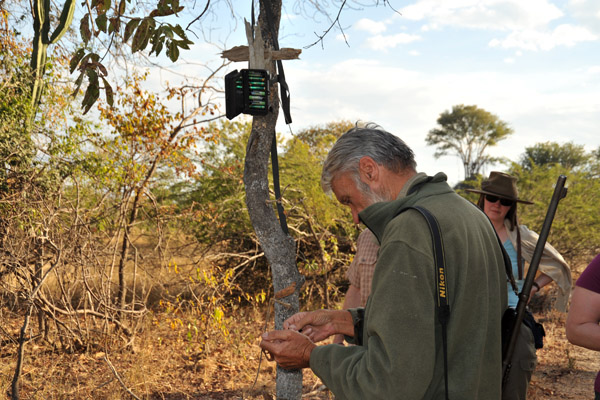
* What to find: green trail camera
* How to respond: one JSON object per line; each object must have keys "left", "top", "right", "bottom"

{"left": 225, "top": 69, "right": 270, "bottom": 120}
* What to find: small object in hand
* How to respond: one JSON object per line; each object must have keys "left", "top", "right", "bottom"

{"left": 262, "top": 348, "right": 274, "bottom": 361}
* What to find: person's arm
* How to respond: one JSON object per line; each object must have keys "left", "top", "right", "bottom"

{"left": 259, "top": 309, "right": 354, "bottom": 370}
{"left": 566, "top": 285, "right": 600, "bottom": 351}
{"left": 310, "top": 218, "right": 438, "bottom": 399}
{"left": 259, "top": 330, "right": 316, "bottom": 369}
{"left": 529, "top": 272, "right": 553, "bottom": 299}
{"left": 284, "top": 309, "right": 355, "bottom": 342}
{"left": 342, "top": 284, "right": 361, "bottom": 309}
{"left": 333, "top": 285, "right": 361, "bottom": 344}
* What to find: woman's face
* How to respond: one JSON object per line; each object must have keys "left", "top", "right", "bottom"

{"left": 483, "top": 195, "right": 513, "bottom": 223}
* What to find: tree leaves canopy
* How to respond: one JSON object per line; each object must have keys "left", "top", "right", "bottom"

{"left": 520, "top": 141, "right": 590, "bottom": 171}
{"left": 426, "top": 104, "right": 513, "bottom": 180}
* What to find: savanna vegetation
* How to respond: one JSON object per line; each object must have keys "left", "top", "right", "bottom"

{"left": 2, "top": 1, "right": 600, "bottom": 399}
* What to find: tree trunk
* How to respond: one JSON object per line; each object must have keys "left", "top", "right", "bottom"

{"left": 243, "top": 1, "right": 303, "bottom": 398}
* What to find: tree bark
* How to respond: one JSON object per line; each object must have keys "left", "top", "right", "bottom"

{"left": 243, "top": 1, "right": 304, "bottom": 398}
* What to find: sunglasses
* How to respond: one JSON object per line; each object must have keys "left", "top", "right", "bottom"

{"left": 485, "top": 194, "right": 514, "bottom": 207}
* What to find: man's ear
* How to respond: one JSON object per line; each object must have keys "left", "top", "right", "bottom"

{"left": 358, "top": 156, "right": 379, "bottom": 182}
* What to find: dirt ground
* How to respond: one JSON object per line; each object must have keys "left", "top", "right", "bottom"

{"left": 2, "top": 304, "right": 599, "bottom": 400}
{"left": 2, "top": 266, "right": 599, "bottom": 400}
{"left": 526, "top": 310, "right": 600, "bottom": 400}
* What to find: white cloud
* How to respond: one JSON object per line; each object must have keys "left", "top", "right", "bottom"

{"left": 400, "top": 0, "right": 563, "bottom": 31}
{"left": 568, "top": 0, "right": 600, "bottom": 34}
{"left": 504, "top": 57, "right": 515, "bottom": 63}
{"left": 354, "top": 18, "right": 388, "bottom": 34}
{"left": 587, "top": 65, "right": 600, "bottom": 74}
{"left": 409, "top": 50, "right": 421, "bottom": 56}
{"left": 365, "top": 33, "right": 421, "bottom": 51}
{"left": 489, "top": 24, "right": 597, "bottom": 51}
{"left": 280, "top": 58, "right": 600, "bottom": 184}
{"left": 398, "top": 0, "right": 600, "bottom": 52}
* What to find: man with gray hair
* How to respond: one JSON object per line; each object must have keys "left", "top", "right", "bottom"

{"left": 260, "top": 123, "right": 507, "bottom": 399}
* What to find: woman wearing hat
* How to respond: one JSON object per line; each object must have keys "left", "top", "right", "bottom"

{"left": 468, "top": 171, "right": 572, "bottom": 400}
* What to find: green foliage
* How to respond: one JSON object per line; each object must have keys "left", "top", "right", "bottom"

{"left": 427, "top": 104, "right": 513, "bottom": 180}
{"left": 170, "top": 120, "right": 357, "bottom": 306}
{"left": 279, "top": 121, "right": 356, "bottom": 304}
{"left": 293, "top": 120, "right": 354, "bottom": 163}
{"left": 520, "top": 141, "right": 590, "bottom": 171}
{"left": 507, "top": 163, "right": 600, "bottom": 262}
{"left": 0, "top": 28, "right": 36, "bottom": 190}
{"left": 281, "top": 121, "right": 353, "bottom": 230}
{"left": 177, "top": 120, "right": 252, "bottom": 248}
{"left": 72, "top": 0, "right": 192, "bottom": 113}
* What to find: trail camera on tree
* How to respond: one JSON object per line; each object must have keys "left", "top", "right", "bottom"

{"left": 225, "top": 69, "right": 270, "bottom": 119}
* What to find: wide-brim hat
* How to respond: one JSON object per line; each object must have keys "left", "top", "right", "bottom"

{"left": 466, "top": 171, "right": 534, "bottom": 205}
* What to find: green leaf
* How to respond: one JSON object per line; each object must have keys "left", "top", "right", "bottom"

{"left": 118, "top": 0, "right": 126, "bottom": 15}
{"left": 150, "top": 30, "right": 164, "bottom": 56}
{"left": 124, "top": 18, "right": 140, "bottom": 43}
{"left": 108, "top": 17, "right": 120, "bottom": 34}
{"left": 172, "top": 24, "right": 186, "bottom": 39}
{"left": 69, "top": 48, "right": 86, "bottom": 74}
{"left": 96, "top": 62, "right": 108, "bottom": 76}
{"left": 95, "top": 13, "right": 108, "bottom": 33}
{"left": 163, "top": 26, "right": 174, "bottom": 39}
{"left": 80, "top": 13, "right": 92, "bottom": 44}
{"left": 132, "top": 18, "right": 152, "bottom": 53}
{"left": 177, "top": 39, "right": 190, "bottom": 50}
{"left": 71, "top": 71, "right": 85, "bottom": 97}
{"left": 82, "top": 71, "right": 100, "bottom": 114}
{"left": 101, "top": 77, "right": 114, "bottom": 106}
{"left": 153, "top": 40, "right": 164, "bottom": 56}
{"left": 150, "top": 4, "right": 184, "bottom": 17}
{"left": 167, "top": 41, "right": 179, "bottom": 62}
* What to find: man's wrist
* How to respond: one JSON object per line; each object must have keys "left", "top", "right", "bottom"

{"left": 303, "top": 342, "right": 316, "bottom": 365}
{"left": 336, "top": 310, "right": 355, "bottom": 337}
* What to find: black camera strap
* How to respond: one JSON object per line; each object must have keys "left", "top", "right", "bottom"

{"left": 398, "top": 206, "right": 450, "bottom": 400}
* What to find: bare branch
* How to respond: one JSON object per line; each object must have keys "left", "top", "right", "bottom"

{"left": 305, "top": 0, "right": 349, "bottom": 49}
{"left": 186, "top": 0, "right": 211, "bottom": 31}
{"left": 103, "top": 356, "right": 141, "bottom": 400}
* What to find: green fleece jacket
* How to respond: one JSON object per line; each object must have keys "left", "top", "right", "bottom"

{"left": 310, "top": 173, "right": 507, "bottom": 399}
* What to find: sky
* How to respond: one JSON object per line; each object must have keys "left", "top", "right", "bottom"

{"left": 151, "top": 0, "right": 600, "bottom": 186}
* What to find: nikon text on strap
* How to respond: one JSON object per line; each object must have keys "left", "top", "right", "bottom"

{"left": 396, "top": 206, "right": 450, "bottom": 400}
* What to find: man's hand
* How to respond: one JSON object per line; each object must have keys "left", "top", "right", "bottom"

{"left": 332, "top": 334, "right": 346, "bottom": 345}
{"left": 284, "top": 309, "right": 354, "bottom": 343}
{"left": 259, "top": 330, "right": 316, "bottom": 370}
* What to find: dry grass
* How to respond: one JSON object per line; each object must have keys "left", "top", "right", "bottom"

{"left": 3, "top": 299, "right": 598, "bottom": 399}
{"left": 2, "top": 260, "right": 599, "bottom": 399}
{"left": 0, "top": 303, "right": 331, "bottom": 399}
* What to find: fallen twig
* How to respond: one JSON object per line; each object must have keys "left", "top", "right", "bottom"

{"left": 103, "top": 356, "right": 141, "bottom": 400}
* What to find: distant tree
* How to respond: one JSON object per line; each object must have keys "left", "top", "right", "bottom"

{"left": 97, "top": 72, "right": 207, "bottom": 316}
{"left": 520, "top": 141, "right": 590, "bottom": 170}
{"left": 281, "top": 121, "right": 356, "bottom": 307}
{"left": 293, "top": 120, "right": 354, "bottom": 162}
{"left": 426, "top": 104, "right": 513, "bottom": 180}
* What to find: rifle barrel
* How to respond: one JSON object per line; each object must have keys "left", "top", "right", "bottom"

{"left": 502, "top": 175, "right": 568, "bottom": 385}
